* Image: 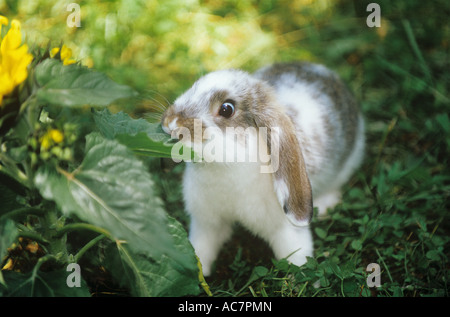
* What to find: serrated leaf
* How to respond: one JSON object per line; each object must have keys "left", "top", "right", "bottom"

{"left": 34, "top": 132, "right": 176, "bottom": 260}
{"left": 93, "top": 109, "right": 195, "bottom": 160}
{"left": 35, "top": 59, "right": 137, "bottom": 107}
{"left": 93, "top": 108, "right": 166, "bottom": 140}
{"left": 116, "top": 132, "right": 180, "bottom": 159}
{"left": 0, "top": 269, "right": 90, "bottom": 297}
{"left": 104, "top": 216, "right": 200, "bottom": 297}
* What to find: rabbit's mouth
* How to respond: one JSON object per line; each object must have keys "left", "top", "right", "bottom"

{"left": 162, "top": 116, "right": 179, "bottom": 136}
{"left": 162, "top": 116, "right": 280, "bottom": 173}
{"left": 162, "top": 113, "right": 206, "bottom": 143}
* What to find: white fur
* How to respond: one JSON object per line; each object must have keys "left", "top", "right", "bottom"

{"left": 275, "top": 80, "right": 331, "bottom": 176}
{"left": 273, "top": 178, "right": 289, "bottom": 210}
{"left": 164, "top": 63, "right": 365, "bottom": 276}
{"left": 181, "top": 126, "right": 313, "bottom": 276}
{"left": 164, "top": 117, "right": 178, "bottom": 134}
{"left": 174, "top": 70, "right": 251, "bottom": 115}
{"left": 303, "top": 63, "right": 334, "bottom": 77}
{"left": 183, "top": 161, "right": 313, "bottom": 276}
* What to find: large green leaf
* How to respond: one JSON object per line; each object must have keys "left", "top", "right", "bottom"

{"left": 93, "top": 109, "right": 195, "bottom": 160}
{"left": 0, "top": 269, "right": 90, "bottom": 297}
{"left": 34, "top": 132, "right": 176, "bottom": 259}
{"left": 0, "top": 218, "right": 18, "bottom": 286}
{"left": 115, "top": 132, "right": 180, "bottom": 159}
{"left": 0, "top": 171, "right": 27, "bottom": 216}
{"left": 0, "top": 219, "right": 17, "bottom": 260}
{"left": 34, "top": 59, "right": 138, "bottom": 107}
{"left": 104, "top": 216, "right": 200, "bottom": 297}
{"left": 93, "top": 108, "right": 166, "bottom": 140}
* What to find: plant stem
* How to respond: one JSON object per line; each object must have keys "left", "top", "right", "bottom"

{"left": 376, "top": 248, "right": 394, "bottom": 283}
{"left": 297, "top": 281, "right": 308, "bottom": 297}
{"left": 311, "top": 286, "right": 332, "bottom": 297}
{"left": 17, "top": 230, "right": 50, "bottom": 245}
{"left": 30, "top": 254, "right": 57, "bottom": 295}
{"left": 340, "top": 278, "right": 346, "bottom": 297}
{"left": 0, "top": 157, "right": 28, "bottom": 184}
{"left": 0, "top": 207, "right": 46, "bottom": 222}
{"left": 401, "top": 19, "right": 433, "bottom": 84}
{"left": 56, "top": 222, "right": 112, "bottom": 239}
{"left": 32, "top": 254, "right": 57, "bottom": 273}
{"left": 74, "top": 234, "right": 105, "bottom": 262}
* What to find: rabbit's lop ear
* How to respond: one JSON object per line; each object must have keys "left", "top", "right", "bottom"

{"left": 256, "top": 112, "right": 313, "bottom": 226}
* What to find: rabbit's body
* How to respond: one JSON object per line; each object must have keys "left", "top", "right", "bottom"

{"left": 162, "top": 62, "right": 364, "bottom": 276}
{"left": 184, "top": 161, "right": 314, "bottom": 276}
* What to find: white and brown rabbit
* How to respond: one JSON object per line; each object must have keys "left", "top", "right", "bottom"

{"left": 161, "top": 62, "right": 365, "bottom": 276}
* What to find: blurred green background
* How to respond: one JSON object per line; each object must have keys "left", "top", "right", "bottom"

{"left": 2, "top": 0, "right": 445, "bottom": 105}
{"left": 2, "top": 0, "right": 447, "bottom": 119}
{"left": 1, "top": 0, "right": 448, "bottom": 116}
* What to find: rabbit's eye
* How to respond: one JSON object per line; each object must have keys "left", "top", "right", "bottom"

{"left": 219, "top": 100, "right": 235, "bottom": 118}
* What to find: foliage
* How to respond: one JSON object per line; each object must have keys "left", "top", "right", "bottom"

{"left": 0, "top": 19, "right": 201, "bottom": 296}
{"left": 1, "top": 0, "right": 449, "bottom": 297}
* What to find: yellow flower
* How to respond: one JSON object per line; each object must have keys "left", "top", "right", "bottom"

{"left": 2, "top": 258, "right": 13, "bottom": 271}
{"left": 40, "top": 134, "right": 51, "bottom": 150}
{"left": 0, "top": 16, "right": 8, "bottom": 33}
{"left": 49, "top": 129, "right": 64, "bottom": 143}
{"left": 40, "top": 129, "right": 64, "bottom": 150}
{"left": 0, "top": 16, "right": 33, "bottom": 105}
{"left": 49, "top": 47, "right": 60, "bottom": 58}
{"left": 50, "top": 44, "right": 76, "bottom": 65}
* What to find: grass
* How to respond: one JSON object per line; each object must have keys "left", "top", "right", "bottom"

{"left": 151, "top": 1, "right": 450, "bottom": 297}
{"left": 1, "top": 0, "right": 448, "bottom": 297}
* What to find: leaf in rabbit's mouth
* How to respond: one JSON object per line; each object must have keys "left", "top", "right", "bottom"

{"left": 92, "top": 108, "right": 197, "bottom": 161}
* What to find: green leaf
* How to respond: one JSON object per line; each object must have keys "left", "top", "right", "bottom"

{"left": 0, "top": 218, "right": 18, "bottom": 286}
{"left": 104, "top": 216, "right": 200, "bottom": 297}
{"left": 351, "top": 239, "right": 363, "bottom": 251}
{"left": 0, "top": 171, "right": 27, "bottom": 215}
{"left": 0, "top": 270, "right": 90, "bottom": 297}
{"left": 0, "top": 218, "right": 17, "bottom": 259}
{"left": 34, "top": 132, "right": 176, "bottom": 260}
{"left": 342, "top": 278, "right": 359, "bottom": 296}
{"left": 93, "top": 108, "right": 165, "bottom": 139}
{"left": 249, "top": 266, "right": 269, "bottom": 282}
{"left": 314, "top": 227, "right": 327, "bottom": 239}
{"left": 93, "top": 109, "right": 196, "bottom": 160}
{"left": 35, "top": 59, "right": 138, "bottom": 107}
{"left": 115, "top": 132, "right": 179, "bottom": 159}
{"left": 327, "top": 261, "right": 343, "bottom": 280}
{"left": 426, "top": 250, "right": 442, "bottom": 262}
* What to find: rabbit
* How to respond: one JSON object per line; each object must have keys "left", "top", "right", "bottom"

{"left": 161, "top": 61, "right": 365, "bottom": 276}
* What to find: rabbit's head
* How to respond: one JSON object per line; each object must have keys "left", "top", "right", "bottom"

{"left": 161, "top": 69, "right": 313, "bottom": 225}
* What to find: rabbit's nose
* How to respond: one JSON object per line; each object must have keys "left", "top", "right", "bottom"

{"left": 162, "top": 115, "right": 187, "bottom": 141}
{"left": 162, "top": 115, "right": 179, "bottom": 135}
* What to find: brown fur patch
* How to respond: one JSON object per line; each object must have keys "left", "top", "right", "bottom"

{"left": 256, "top": 61, "right": 361, "bottom": 170}
{"left": 277, "top": 114, "right": 313, "bottom": 222}
{"left": 251, "top": 92, "right": 313, "bottom": 222}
